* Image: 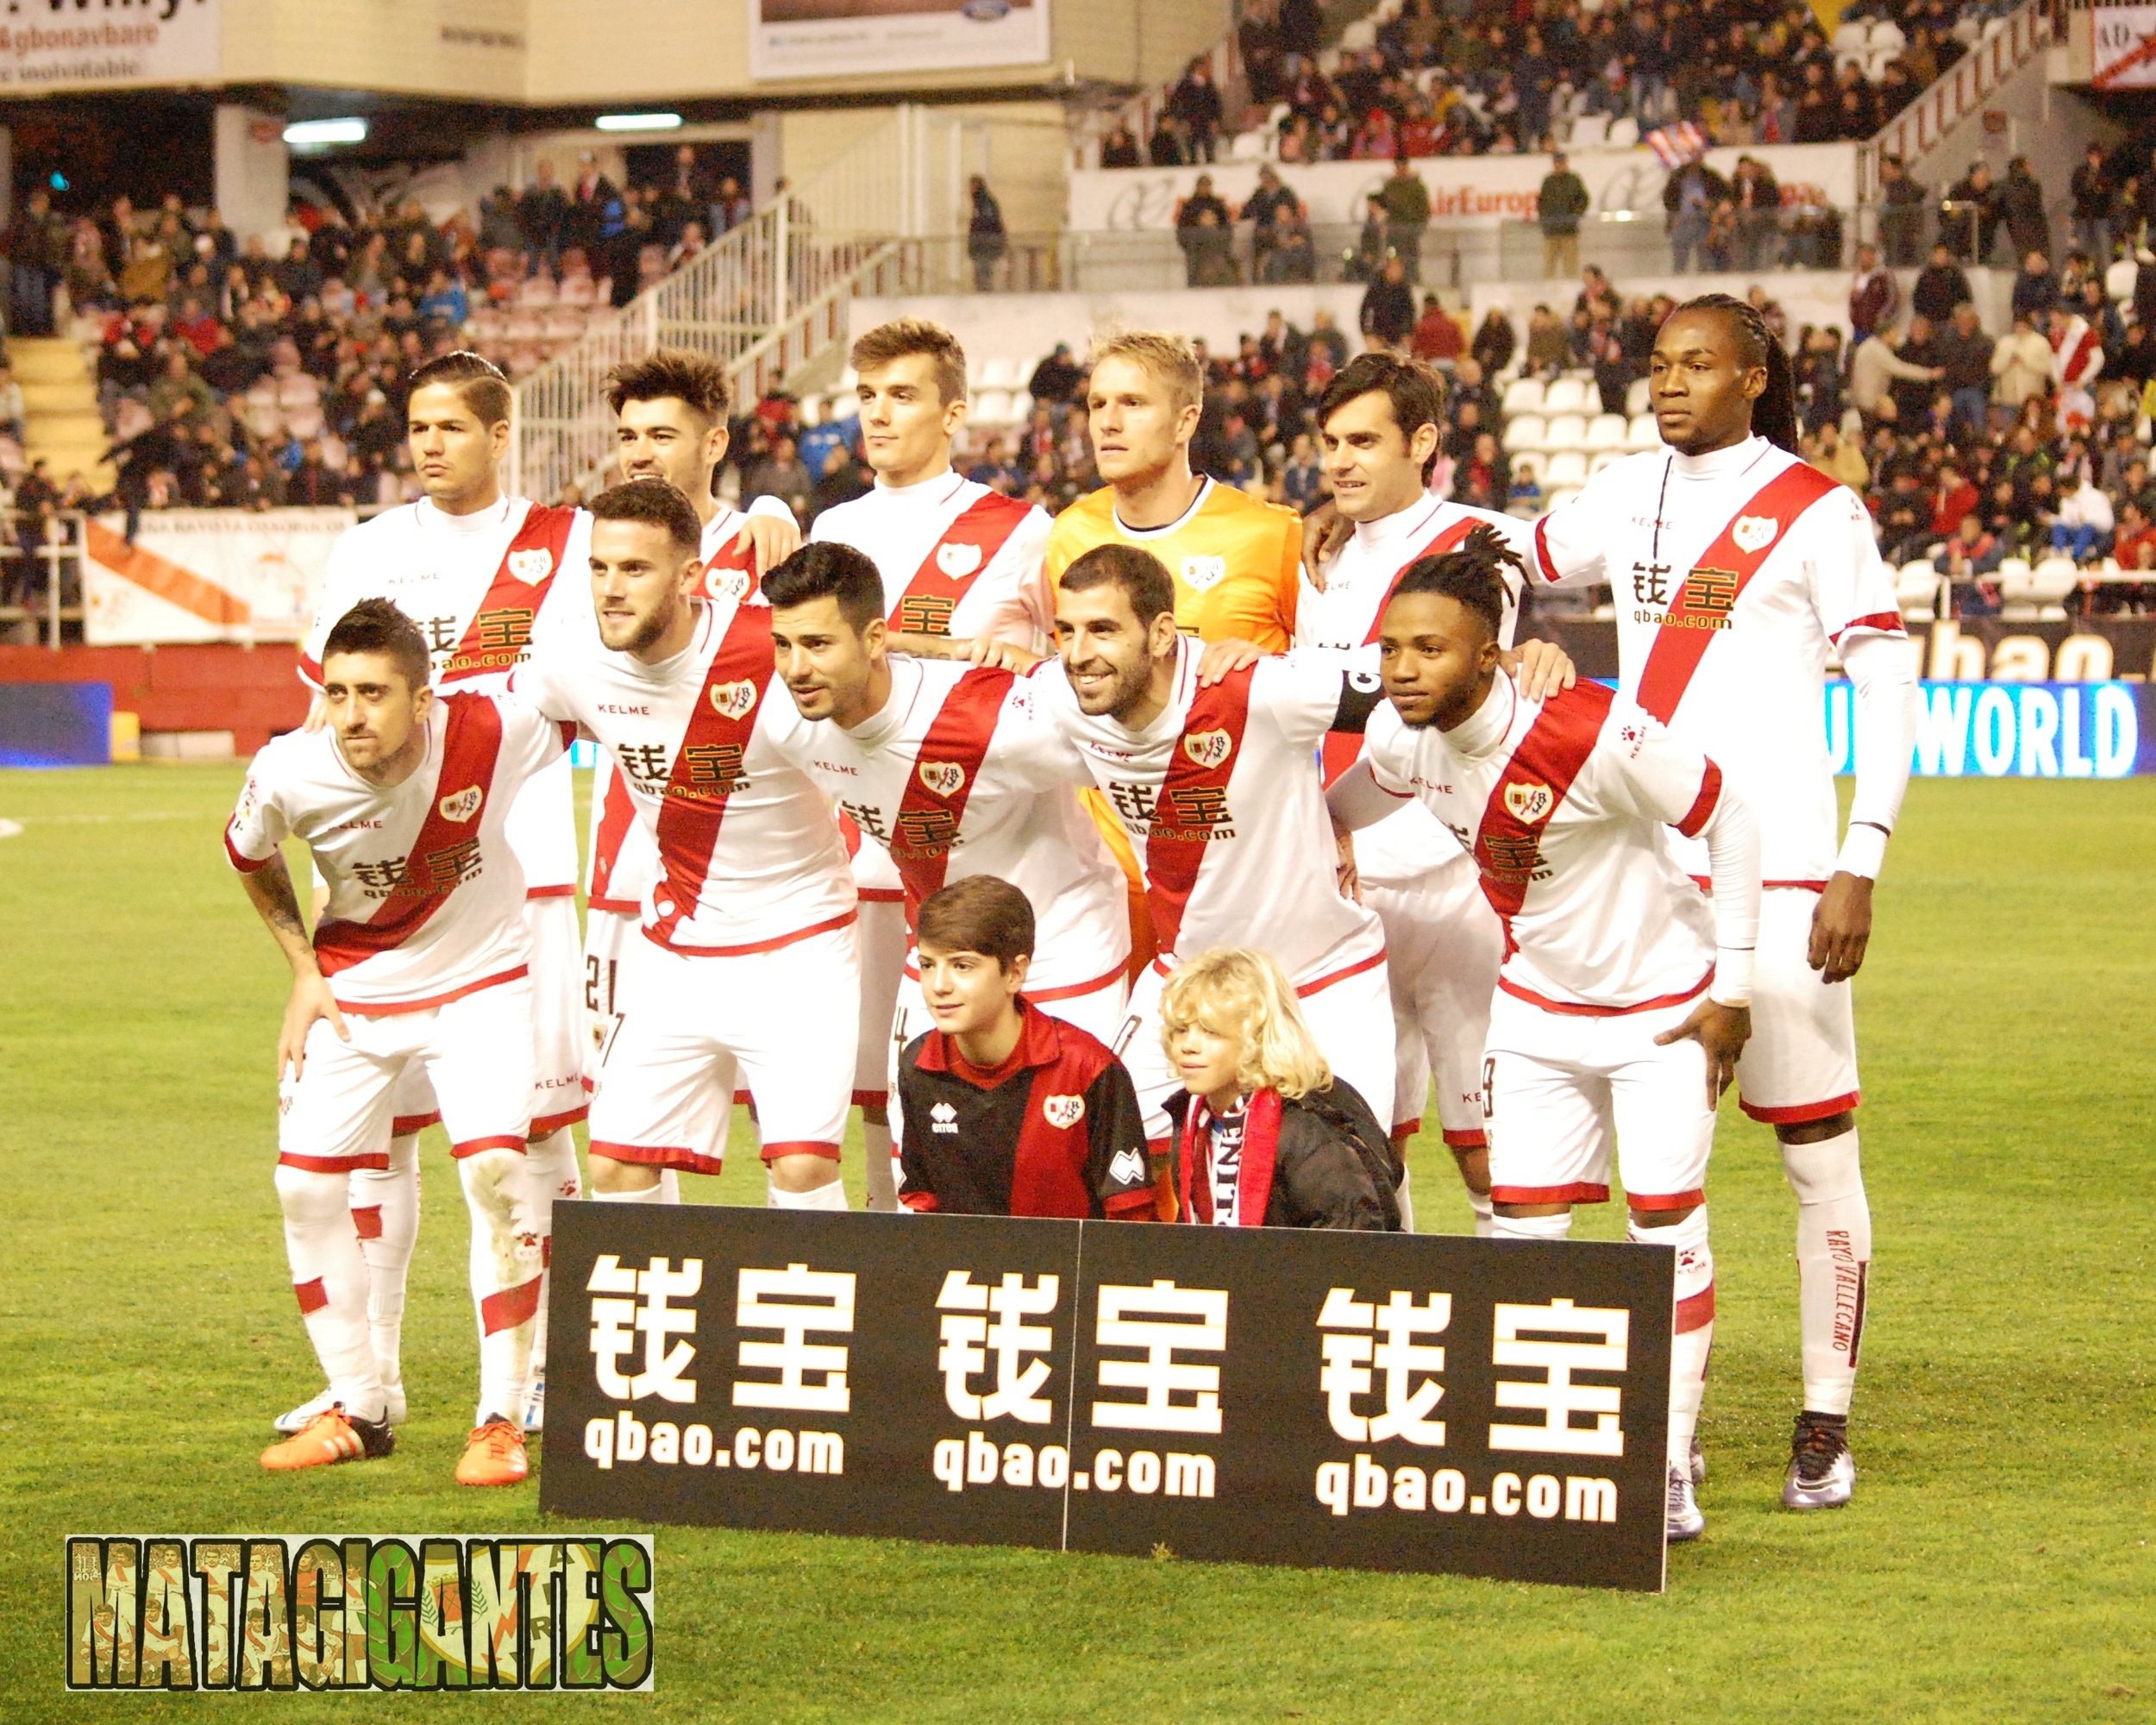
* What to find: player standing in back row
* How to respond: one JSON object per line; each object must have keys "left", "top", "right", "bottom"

{"left": 1528, "top": 293, "right": 1920, "bottom": 1509}
{"left": 808, "top": 317, "right": 1056, "bottom": 1208}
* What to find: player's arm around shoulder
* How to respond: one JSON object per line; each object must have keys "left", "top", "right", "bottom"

{"left": 492, "top": 687, "right": 581, "bottom": 777}
{"left": 1529, "top": 455, "right": 1635, "bottom": 589}
{"left": 1326, "top": 703, "right": 1416, "bottom": 832}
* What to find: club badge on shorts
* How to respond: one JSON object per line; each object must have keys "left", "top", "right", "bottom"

{"left": 508, "top": 549, "right": 554, "bottom": 581}
{"left": 1181, "top": 555, "right": 1226, "bottom": 593}
{"left": 1502, "top": 781, "right": 1553, "bottom": 823}
{"left": 1042, "top": 1093, "right": 1085, "bottom": 1129}
{"left": 1183, "top": 728, "right": 1233, "bottom": 769}
{"left": 709, "top": 680, "right": 758, "bottom": 720}
{"left": 438, "top": 786, "right": 485, "bottom": 822}
{"left": 918, "top": 761, "right": 967, "bottom": 799}
{"left": 936, "top": 542, "right": 983, "bottom": 578}
{"left": 1731, "top": 515, "right": 1779, "bottom": 554}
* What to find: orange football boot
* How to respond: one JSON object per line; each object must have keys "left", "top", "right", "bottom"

{"left": 260, "top": 1407, "right": 394, "bottom": 1471}
{"left": 454, "top": 1418, "right": 530, "bottom": 1487}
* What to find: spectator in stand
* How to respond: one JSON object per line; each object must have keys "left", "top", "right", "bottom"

{"left": 1936, "top": 302, "right": 1996, "bottom": 435}
{"left": 1281, "top": 431, "right": 1324, "bottom": 510}
{"left": 7, "top": 188, "right": 60, "bottom": 337}
{"left": 523, "top": 159, "right": 573, "bottom": 258}
{"left": 1940, "top": 160, "right": 2000, "bottom": 264}
{"left": 417, "top": 268, "right": 468, "bottom": 329}
{"left": 1350, "top": 192, "right": 1389, "bottom": 283}
{"left": 1410, "top": 294, "right": 1463, "bottom": 366}
{"left": 2010, "top": 249, "right": 2058, "bottom": 323}
{"left": 567, "top": 153, "right": 619, "bottom": 256}
{"left": 1809, "top": 419, "right": 1870, "bottom": 491}
{"left": 2071, "top": 141, "right": 2115, "bottom": 267}
{"left": 1263, "top": 216, "right": 1319, "bottom": 283}
{"left": 1379, "top": 155, "right": 1432, "bottom": 283}
{"left": 1175, "top": 175, "right": 1235, "bottom": 287}
{"left": 1470, "top": 305, "right": 1514, "bottom": 376}
{"left": 1168, "top": 58, "right": 1225, "bottom": 163}
{"left": 2111, "top": 497, "right": 2156, "bottom": 570}
{"left": 1100, "top": 121, "right": 1142, "bottom": 169}
{"left": 1241, "top": 166, "right": 1301, "bottom": 280}
{"left": 1878, "top": 154, "right": 1927, "bottom": 269}
{"left": 748, "top": 432, "right": 814, "bottom": 521}
{"left": 1522, "top": 303, "right": 1569, "bottom": 377}
{"left": 712, "top": 178, "right": 752, "bottom": 235}
{"left": 1850, "top": 241, "right": 1899, "bottom": 340}
{"left": 967, "top": 176, "right": 1007, "bottom": 292}
{"left": 1942, "top": 513, "right": 2004, "bottom": 614}
{"left": 1912, "top": 242, "right": 1973, "bottom": 324}
{"left": 1999, "top": 156, "right": 2050, "bottom": 266}
{"left": 2053, "top": 471, "right": 2115, "bottom": 561}
{"left": 1731, "top": 155, "right": 1782, "bottom": 271}
{"left": 1148, "top": 113, "right": 1186, "bottom": 167}
{"left": 1538, "top": 150, "right": 1589, "bottom": 281}
{"left": 1928, "top": 460, "right": 1981, "bottom": 541}
{"left": 1027, "top": 342, "right": 1084, "bottom": 407}
{"left": 1358, "top": 254, "right": 1416, "bottom": 353}
{"left": 1664, "top": 156, "right": 1728, "bottom": 273}
{"left": 1851, "top": 321, "right": 1943, "bottom": 421}
{"left": 1988, "top": 310, "right": 2053, "bottom": 409}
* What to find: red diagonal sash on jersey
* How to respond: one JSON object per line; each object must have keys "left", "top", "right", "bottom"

{"left": 890, "top": 492, "right": 1032, "bottom": 637}
{"left": 886, "top": 667, "right": 1015, "bottom": 906}
{"left": 1471, "top": 680, "right": 1611, "bottom": 951}
{"left": 1144, "top": 664, "right": 1255, "bottom": 958}
{"left": 1320, "top": 512, "right": 1479, "bottom": 784}
{"left": 587, "top": 760, "right": 641, "bottom": 913}
{"left": 313, "top": 694, "right": 507, "bottom": 975}
{"left": 1633, "top": 461, "right": 1838, "bottom": 723}
{"left": 649, "top": 605, "right": 776, "bottom": 949}
{"left": 438, "top": 504, "right": 580, "bottom": 685}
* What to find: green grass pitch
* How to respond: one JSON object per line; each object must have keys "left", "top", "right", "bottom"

{"left": 3, "top": 764, "right": 2152, "bottom": 1722}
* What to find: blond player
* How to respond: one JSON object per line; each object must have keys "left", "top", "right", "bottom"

{"left": 1328, "top": 528, "right": 1761, "bottom": 1542}
{"left": 1033, "top": 543, "right": 1396, "bottom": 1183}
{"left": 230, "top": 599, "right": 574, "bottom": 1486}
{"left": 762, "top": 541, "right": 1128, "bottom": 1145}
{"left": 807, "top": 317, "right": 1056, "bottom": 1207}
{"left": 514, "top": 480, "right": 857, "bottom": 1208}
{"left": 1528, "top": 293, "right": 1919, "bottom": 1509}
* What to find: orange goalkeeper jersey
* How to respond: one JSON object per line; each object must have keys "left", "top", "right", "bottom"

{"left": 1044, "top": 478, "right": 1303, "bottom": 650}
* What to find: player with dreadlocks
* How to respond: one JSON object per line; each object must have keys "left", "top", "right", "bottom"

{"left": 1328, "top": 522, "right": 1761, "bottom": 1543}
{"left": 1527, "top": 292, "right": 1920, "bottom": 1515}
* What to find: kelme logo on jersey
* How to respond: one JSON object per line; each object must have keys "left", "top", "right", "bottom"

{"left": 1502, "top": 781, "right": 1554, "bottom": 823}
{"left": 1042, "top": 1093, "right": 1085, "bottom": 1129}
{"left": 1183, "top": 728, "right": 1234, "bottom": 770}
{"left": 936, "top": 542, "right": 983, "bottom": 578}
{"left": 1181, "top": 555, "right": 1226, "bottom": 593}
{"left": 438, "top": 786, "right": 485, "bottom": 823}
{"left": 1731, "top": 515, "right": 1780, "bottom": 554}
{"left": 508, "top": 549, "right": 555, "bottom": 582}
{"left": 705, "top": 565, "right": 753, "bottom": 603}
{"left": 709, "top": 680, "right": 759, "bottom": 720}
{"left": 918, "top": 760, "right": 968, "bottom": 799}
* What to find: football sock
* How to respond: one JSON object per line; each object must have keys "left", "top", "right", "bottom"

{"left": 348, "top": 1133, "right": 419, "bottom": 1389}
{"left": 1465, "top": 1187, "right": 1495, "bottom": 1239}
{"left": 862, "top": 1121, "right": 898, "bottom": 1213}
{"left": 1492, "top": 1210, "right": 1572, "bottom": 1242}
{"left": 459, "top": 1147, "right": 548, "bottom": 1427}
{"left": 522, "top": 1128, "right": 580, "bottom": 1375}
{"left": 1633, "top": 1206, "right": 1714, "bottom": 1469}
{"left": 1783, "top": 1128, "right": 1870, "bottom": 1419}
{"left": 768, "top": 1174, "right": 850, "bottom": 1211}
{"left": 1394, "top": 1167, "right": 1415, "bottom": 1233}
{"left": 274, "top": 1164, "right": 385, "bottom": 1424}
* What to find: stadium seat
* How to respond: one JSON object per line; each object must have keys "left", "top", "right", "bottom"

{"left": 2016, "top": 557, "right": 2080, "bottom": 621}
{"left": 1501, "top": 376, "right": 1545, "bottom": 416}
{"left": 1541, "top": 414, "right": 1589, "bottom": 452}
{"left": 1626, "top": 411, "right": 1662, "bottom": 449}
{"left": 1230, "top": 129, "right": 1270, "bottom": 160}
{"left": 1583, "top": 413, "right": 1627, "bottom": 450}
{"left": 1625, "top": 376, "right": 1651, "bottom": 417}
{"left": 1543, "top": 449, "right": 1588, "bottom": 489}
{"left": 1587, "top": 449, "right": 1626, "bottom": 478}
{"left": 1569, "top": 115, "right": 1609, "bottom": 148}
{"left": 972, "top": 389, "right": 1012, "bottom": 425}
{"left": 981, "top": 357, "right": 1025, "bottom": 391}
{"left": 1509, "top": 448, "right": 1547, "bottom": 486}
{"left": 1541, "top": 378, "right": 1589, "bottom": 415}
{"left": 1500, "top": 413, "right": 1547, "bottom": 454}
{"left": 1832, "top": 19, "right": 1869, "bottom": 51}
{"left": 2106, "top": 258, "right": 2140, "bottom": 299}
{"left": 797, "top": 395, "right": 823, "bottom": 428}
{"left": 1896, "top": 560, "right": 1940, "bottom": 621}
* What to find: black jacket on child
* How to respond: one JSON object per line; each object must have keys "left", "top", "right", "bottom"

{"left": 1163, "top": 1079, "right": 1402, "bottom": 1231}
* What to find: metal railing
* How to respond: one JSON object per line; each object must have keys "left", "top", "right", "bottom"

{"left": 0, "top": 509, "right": 89, "bottom": 649}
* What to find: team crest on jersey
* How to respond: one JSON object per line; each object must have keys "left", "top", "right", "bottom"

{"left": 705, "top": 565, "right": 752, "bottom": 602}
{"left": 1182, "top": 728, "right": 1233, "bottom": 769}
{"left": 438, "top": 786, "right": 485, "bottom": 823}
{"left": 936, "top": 542, "right": 983, "bottom": 578}
{"left": 1181, "top": 555, "right": 1226, "bottom": 593}
{"left": 508, "top": 549, "right": 554, "bottom": 582}
{"left": 1731, "top": 515, "right": 1779, "bottom": 554}
{"left": 1503, "top": 781, "right": 1553, "bottom": 823}
{"left": 1043, "top": 1093, "right": 1086, "bottom": 1129}
{"left": 709, "top": 679, "right": 759, "bottom": 720}
{"left": 918, "top": 760, "right": 967, "bottom": 799}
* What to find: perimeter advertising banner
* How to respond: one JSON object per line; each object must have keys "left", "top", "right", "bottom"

{"left": 750, "top": 0, "right": 1049, "bottom": 80}
{"left": 2092, "top": 4, "right": 2156, "bottom": 89}
{"left": 543, "top": 1206, "right": 1677, "bottom": 1592}
{"left": 0, "top": 0, "right": 217, "bottom": 93}
{"left": 84, "top": 509, "right": 350, "bottom": 646}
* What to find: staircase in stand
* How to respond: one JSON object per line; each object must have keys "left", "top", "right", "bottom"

{"left": 10, "top": 336, "right": 113, "bottom": 493}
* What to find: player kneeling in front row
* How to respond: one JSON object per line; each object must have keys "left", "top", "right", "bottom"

{"left": 227, "top": 599, "right": 573, "bottom": 1484}
{"left": 896, "top": 875, "right": 1155, "bottom": 1219}
{"left": 1160, "top": 949, "right": 1402, "bottom": 1231}
{"left": 1328, "top": 529, "right": 1760, "bottom": 1541}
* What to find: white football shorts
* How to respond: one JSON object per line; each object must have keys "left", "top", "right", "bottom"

{"left": 1733, "top": 887, "right": 1862, "bottom": 1126}
{"left": 1366, "top": 859, "right": 1503, "bottom": 1143}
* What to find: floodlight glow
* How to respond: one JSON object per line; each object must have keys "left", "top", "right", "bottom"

{"left": 594, "top": 112, "right": 682, "bottom": 132}
{"left": 283, "top": 118, "right": 368, "bottom": 147}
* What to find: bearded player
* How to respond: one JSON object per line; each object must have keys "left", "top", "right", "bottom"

{"left": 805, "top": 317, "right": 1055, "bottom": 1208}
{"left": 1530, "top": 293, "right": 1921, "bottom": 1509}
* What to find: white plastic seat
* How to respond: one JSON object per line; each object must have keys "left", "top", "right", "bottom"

{"left": 971, "top": 389, "right": 1012, "bottom": 425}
{"left": 1832, "top": 19, "right": 1869, "bottom": 50}
{"left": 1230, "top": 129, "right": 1269, "bottom": 160}
{"left": 1542, "top": 377, "right": 1589, "bottom": 414}
{"left": 1587, "top": 449, "right": 1626, "bottom": 477}
{"left": 1569, "top": 115, "right": 1609, "bottom": 148}
{"left": 1543, "top": 449, "right": 1589, "bottom": 488}
{"left": 980, "top": 356, "right": 1024, "bottom": 391}
{"left": 1500, "top": 412, "right": 1547, "bottom": 454}
{"left": 2107, "top": 258, "right": 2140, "bottom": 298}
{"left": 2017, "top": 556, "right": 2081, "bottom": 619}
{"left": 1501, "top": 376, "right": 1546, "bottom": 415}
{"left": 1626, "top": 411, "right": 1662, "bottom": 449}
{"left": 1509, "top": 448, "right": 1548, "bottom": 486}
{"left": 1624, "top": 376, "right": 1651, "bottom": 417}
{"left": 796, "top": 394, "right": 823, "bottom": 428}
{"left": 1583, "top": 412, "right": 1627, "bottom": 449}
{"left": 1541, "top": 413, "right": 1589, "bottom": 452}
{"left": 1896, "top": 560, "right": 1940, "bottom": 620}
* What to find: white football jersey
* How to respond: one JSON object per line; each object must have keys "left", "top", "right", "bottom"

{"left": 515, "top": 596, "right": 853, "bottom": 955}
{"left": 1297, "top": 493, "right": 1526, "bottom": 889}
{"left": 767, "top": 657, "right": 1127, "bottom": 994}
{"left": 224, "top": 692, "right": 572, "bottom": 1009}
{"left": 1031, "top": 638, "right": 1384, "bottom": 986}
{"left": 1530, "top": 436, "right": 1905, "bottom": 883}
{"left": 304, "top": 495, "right": 594, "bottom": 894}
{"left": 1363, "top": 678, "right": 1730, "bottom": 1012}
